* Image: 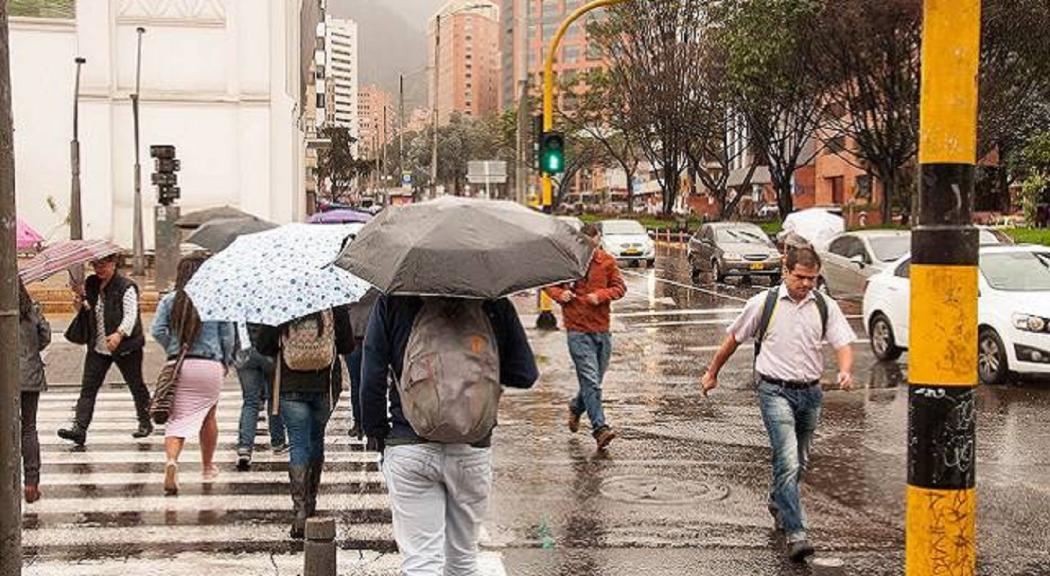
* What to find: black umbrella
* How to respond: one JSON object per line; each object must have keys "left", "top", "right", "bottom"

{"left": 185, "top": 217, "right": 278, "bottom": 253}
{"left": 334, "top": 196, "right": 593, "bottom": 299}
{"left": 175, "top": 206, "right": 257, "bottom": 229}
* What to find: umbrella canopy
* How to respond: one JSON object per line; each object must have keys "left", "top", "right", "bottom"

{"left": 780, "top": 208, "right": 845, "bottom": 250}
{"left": 175, "top": 206, "right": 257, "bottom": 229}
{"left": 17, "top": 218, "right": 43, "bottom": 250}
{"left": 19, "top": 239, "right": 122, "bottom": 284}
{"left": 185, "top": 223, "right": 370, "bottom": 326}
{"left": 308, "top": 209, "right": 373, "bottom": 224}
{"left": 334, "top": 196, "right": 594, "bottom": 299}
{"left": 185, "top": 217, "right": 278, "bottom": 253}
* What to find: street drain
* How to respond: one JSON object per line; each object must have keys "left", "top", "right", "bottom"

{"left": 600, "top": 475, "right": 729, "bottom": 505}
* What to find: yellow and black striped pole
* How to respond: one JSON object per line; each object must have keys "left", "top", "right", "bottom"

{"left": 907, "top": 1, "right": 981, "bottom": 574}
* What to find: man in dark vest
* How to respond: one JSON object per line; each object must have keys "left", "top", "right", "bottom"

{"left": 58, "top": 254, "right": 153, "bottom": 446}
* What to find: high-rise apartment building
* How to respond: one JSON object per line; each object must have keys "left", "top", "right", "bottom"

{"left": 428, "top": 0, "right": 501, "bottom": 125}
{"left": 359, "top": 85, "right": 395, "bottom": 160}
{"left": 500, "top": 0, "right": 606, "bottom": 112}
{"left": 324, "top": 16, "right": 359, "bottom": 148}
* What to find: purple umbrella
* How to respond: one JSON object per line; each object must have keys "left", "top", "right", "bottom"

{"left": 308, "top": 209, "right": 373, "bottom": 224}
{"left": 17, "top": 218, "right": 44, "bottom": 250}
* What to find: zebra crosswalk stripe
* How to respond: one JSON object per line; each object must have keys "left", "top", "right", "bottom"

{"left": 23, "top": 384, "right": 510, "bottom": 574}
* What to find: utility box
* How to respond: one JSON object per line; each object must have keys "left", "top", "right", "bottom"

{"left": 155, "top": 205, "right": 181, "bottom": 292}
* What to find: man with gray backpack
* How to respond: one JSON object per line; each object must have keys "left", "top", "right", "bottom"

{"left": 361, "top": 295, "right": 538, "bottom": 575}
{"left": 699, "top": 245, "right": 854, "bottom": 563}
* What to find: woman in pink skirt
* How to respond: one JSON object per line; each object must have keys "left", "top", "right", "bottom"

{"left": 151, "top": 255, "right": 235, "bottom": 495}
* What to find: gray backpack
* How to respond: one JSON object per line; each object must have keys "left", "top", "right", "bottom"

{"left": 399, "top": 298, "right": 501, "bottom": 443}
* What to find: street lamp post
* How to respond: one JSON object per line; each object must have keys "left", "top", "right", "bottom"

{"left": 431, "top": 14, "right": 441, "bottom": 198}
{"left": 536, "top": 0, "right": 627, "bottom": 331}
{"left": 70, "top": 56, "right": 86, "bottom": 287}
{"left": 131, "top": 27, "right": 146, "bottom": 275}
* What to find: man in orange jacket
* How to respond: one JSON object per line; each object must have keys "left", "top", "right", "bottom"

{"left": 546, "top": 223, "right": 627, "bottom": 449}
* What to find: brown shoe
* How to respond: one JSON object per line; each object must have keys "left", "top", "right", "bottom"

{"left": 594, "top": 426, "right": 617, "bottom": 450}
{"left": 164, "top": 461, "right": 179, "bottom": 496}
{"left": 24, "top": 485, "right": 41, "bottom": 504}
{"left": 568, "top": 409, "right": 581, "bottom": 433}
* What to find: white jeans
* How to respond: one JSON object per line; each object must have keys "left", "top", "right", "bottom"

{"left": 382, "top": 443, "right": 493, "bottom": 576}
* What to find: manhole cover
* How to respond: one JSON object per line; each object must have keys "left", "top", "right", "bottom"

{"left": 600, "top": 475, "right": 729, "bottom": 505}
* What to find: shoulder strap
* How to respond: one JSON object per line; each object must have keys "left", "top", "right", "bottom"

{"left": 754, "top": 287, "right": 780, "bottom": 358}
{"left": 812, "top": 290, "right": 829, "bottom": 338}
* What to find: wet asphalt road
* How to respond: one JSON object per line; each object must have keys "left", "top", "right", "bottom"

{"left": 494, "top": 244, "right": 1050, "bottom": 575}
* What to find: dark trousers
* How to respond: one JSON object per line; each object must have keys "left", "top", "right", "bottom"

{"left": 344, "top": 349, "right": 363, "bottom": 425}
{"left": 21, "top": 391, "right": 40, "bottom": 486}
{"left": 75, "top": 349, "right": 152, "bottom": 429}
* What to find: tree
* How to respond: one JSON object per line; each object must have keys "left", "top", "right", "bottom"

{"left": 978, "top": 0, "right": 1050, "bottom": 210}
{"left": 810, "top": 0, "right": 921, "bottom": 224}
{"left": 316, "top": 126, "right": 370, "bottom": 204}
{"left": 560, "top": 69, "right": 643, "bottom": 212}
{"left": 590, "top": 0, "right": 708, "bottom": 215}
{"left": 719, "top": 0, "right": 828, "bottom": 217}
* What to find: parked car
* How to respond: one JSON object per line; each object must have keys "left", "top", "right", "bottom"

{"left": 862, "top": 245, "right": 1050, "bottom": 385}
{"left": 818, "top": 230, "right": 912, "bottom": 299}
{"left": 556, "top": 215, "right": 584, "bottom": 231}
{"left": 688, "top": 222, "right": 781, "bottom": 283}
{"left": 598, "top": 219, "right": 655, "bottom": 267}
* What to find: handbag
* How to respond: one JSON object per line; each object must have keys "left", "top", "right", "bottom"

{"left": 150, "top": 344, "right": 189, "bottom": 425}
{"left": 64, "top": 307, "right": 92, "bottom": 345}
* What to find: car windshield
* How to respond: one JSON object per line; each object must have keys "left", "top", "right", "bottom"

{"left": 716, "top": 227, "right": 771, "bottom": 246}
{"left": 602, "top": 220, "right": 646, "bottom": 235}
{"left": 980, "top": 251, "right": 1050, "bottom": 291}
{"left": 869, "top": 235, "right": 911, "bottom": 262}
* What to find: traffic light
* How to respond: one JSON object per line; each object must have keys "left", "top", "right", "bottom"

{"left": 150, "top": 145, "right": 180, "bottom": 205}
{"left": 539, "top": 131, "right": 565, "bottom": 175}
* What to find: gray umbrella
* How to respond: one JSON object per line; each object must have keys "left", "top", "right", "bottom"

{"left": 175, "top": 206, "right": 257, "bottom": 229}
{"left": 334, "top": 196, "right": 593, "bottom": 299}
{"left": 185, "top": 217, "right": 278, "bottom": 253}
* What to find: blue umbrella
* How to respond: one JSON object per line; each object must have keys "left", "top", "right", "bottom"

{"left": 186, "top": 223, "right": 370, "bottom": 326}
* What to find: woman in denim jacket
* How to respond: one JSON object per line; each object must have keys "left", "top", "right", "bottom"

{"left": 151, "top": 255, "right": 236, "bottom": 495}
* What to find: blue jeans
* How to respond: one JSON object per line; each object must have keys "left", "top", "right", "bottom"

{"left": 344, "top": 349, "right": 362, "bottom": 426}
{"left": 758, "top": 378, "right": 823, "bottom": 543}
{"left": 236, "top": 349, "right": 286, "bottom": 454}
{"left": 567, "top": 331, "right": 612, "bottom": 432}
{"left": 280, "top": 391, "right": 332, "bottom": 467}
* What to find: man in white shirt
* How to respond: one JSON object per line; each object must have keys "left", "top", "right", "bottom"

{"left": 700, "top": 245, "right": 854, "bottom": 562}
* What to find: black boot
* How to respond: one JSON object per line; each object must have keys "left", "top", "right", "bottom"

{"left": 304, "top": 458, "right": 324, "bottom": 518}
{"left": 132, "top": 421, "right": 154, "bottom": 439}
{"left": 288, "top": 465, "right": 308, "bottom": 539}
{"left": 57, "top": 425, "right": 87, "bottom": 447}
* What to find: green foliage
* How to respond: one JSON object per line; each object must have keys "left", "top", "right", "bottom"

{"left": 316, "top": 126, "right": 369, "bottom": 203}
{"left": 1003, "top": 227, "right": 1050, "bottom": 247}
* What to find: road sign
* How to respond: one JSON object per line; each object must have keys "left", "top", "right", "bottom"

{"left": 467, "top": 161, "right": 507, "bottom": 184}
{"left": 401, "top": 171, "right": 412, "bottom": 186}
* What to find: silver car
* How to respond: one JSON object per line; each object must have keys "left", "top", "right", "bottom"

{"left": 821, "top": 227, "right": 1013, "bottom": 299}
{"left": 688, "top": 222, "right": 782, "bottom": 283}
{"left": 819, "top": 231, "right": 911, "bottom": 299}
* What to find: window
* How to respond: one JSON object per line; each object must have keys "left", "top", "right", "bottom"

{"left": 855, "top": 174, "right": 872, "bottom": 200}
{"left": 826, "top": 135, "right": 846, "bottom": 154}
{"left": 894, "top": 259, "right": 911, "bottom": 278}
{"left": 828, "top": 237, "right": 851, "bottom": 257}
{"left": 564, "top": 45, "right": 580, "bottom": 63}
{"left": 829, "top": 176, "right": 844, "bottom": 205}
{"left": 11, "top": 0, "right": 76, "bottom": 18}
{"left": 316, "top": 93, "right": 326, "bottom": 108}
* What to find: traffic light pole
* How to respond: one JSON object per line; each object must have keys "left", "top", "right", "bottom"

{"left": 906, "top": 2, "right": 981, "bottom": 575}
{"left": 0, "top": 4, "right": 24, "bottom": 573}
{"left": 537, "top": 0, "right": 626, "bottom": 331}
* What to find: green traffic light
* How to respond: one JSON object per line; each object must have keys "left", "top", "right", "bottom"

{"left": 540, "top": 132, "right": 566, "bottom": 175}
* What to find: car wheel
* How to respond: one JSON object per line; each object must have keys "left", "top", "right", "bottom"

{"left": 647, "top": 258, "right": 655, "bottom": 267}
{"left": 978, "top": 328, "right": 1009, "bottom": 386}
{"left": 869, "top": 313, "right": 903, "bottom": 361}
{"left": 713, "top": 260, "right": 726, "bottom": 283}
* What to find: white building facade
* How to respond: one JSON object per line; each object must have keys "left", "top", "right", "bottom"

{"left": 9, "top": 0, "right": 317, "bottom": 249}
{"left": 322, "top": 15, "right": 357, "bottom": 149}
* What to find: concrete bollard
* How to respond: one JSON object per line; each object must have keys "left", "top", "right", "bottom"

{"left": 304, "top": 517, "right": 337, "bottom": 576}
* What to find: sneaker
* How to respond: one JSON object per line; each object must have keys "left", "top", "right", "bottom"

{"left": 164, "top": 461, "right": 179, "bottom": 496}
{"left": 594, "top": 426, "right": 617, "bottom": 450}
{"left": 57, "top": 426, "right": 86, "bottom": 447}
{"left": 132, "top": 421, "right": 154, "bottom": 439}
{"left": 271, "top": 442, "right": 290, "bottom": 455}
{"left": 24, "top": 485, "right": 41, "bottom": 504}
{"left": 236, "top": 453, "right": 252, "bottom": 471}
{"left": 788, "top": 539, "right": 815, "bottom": 562}
{"left": 567, "top": 409, "right": 581, "bottom": 433}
